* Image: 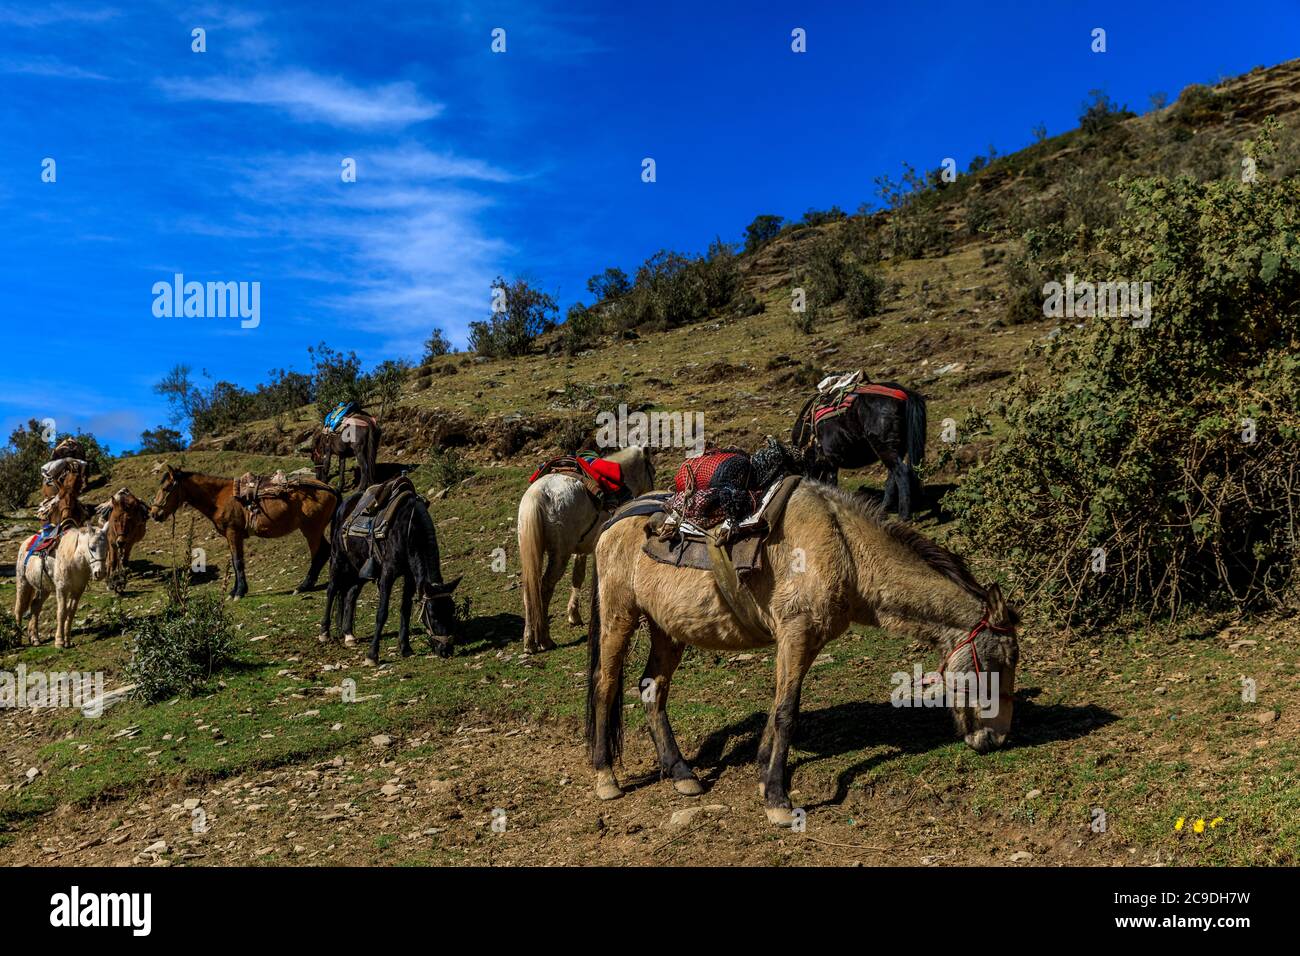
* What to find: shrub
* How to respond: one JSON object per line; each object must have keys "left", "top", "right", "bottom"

{"left": 743, "top": 214, "right": 784, "bottom": 253}
{"left": 1079, "top": 89, "right": 1134, "bottom": 136}
{"left": 139, "top": 426, "right": 186, "bottom": 455}
{"left": 308, "top": 342, "right": 364, "bottom": 417}
{"left": 586, "top": 268, "right": 631, "bottom": 302}
{"left": 126, "top": 591, "right": 237, "bottom": 702}
{"left": 468, "top": 278, "right": 558, "bottom": 358}
{"left": 427, "top": 446, "right": 475, "bottom": 491}
{"left": 947, "top": 130, "right": 1300, "bottom": 624}
{"left": 422, "top": 328, "right": 452, "bottom": 362}
{"left": 562, "top": 302, "right": 605, "bottom": 355}
{"left": 0, "top": 608, "right": 21, "bottom": 651}
{"left": 364, "top": 359, "right": 411, "bottom": 416}
{"left": 0, "top": 419, "right": 54, "bottom": 509}
{"left": 844, "top": 267, "right": 887, "bottom": 322}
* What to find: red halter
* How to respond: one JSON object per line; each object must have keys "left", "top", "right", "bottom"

{"left": 939, "top": 616, "right": 1011, "bottom": 677}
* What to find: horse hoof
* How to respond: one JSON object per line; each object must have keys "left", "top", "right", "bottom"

{"left": 765, "top": 806, "right": 797, "bottom": 828}
{"left": 537, "top": 637, "right": 557, "bottom": 652}
{"left": 343, "top": 634, "right": 356, "bottom": 647}
{"left": 566, "top": 614, "right": 583, "bottom": 627}
{"left": 362, "top": 656, "right": 377, "bottom": 667}
{"left": 673, "top": 777, "right": 705, "bottom": 797}
{"left": 317, "top": 632, "right": 329, "bottom": 643}
{"left": 595, "top": 782, "right": 624, "bottom": 801}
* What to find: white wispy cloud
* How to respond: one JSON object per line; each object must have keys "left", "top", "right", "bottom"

{"left": 0, "top": 56, "right": 109, "bottom": 80}
{"left": 0, "top": 2, "right": 119, "bottom": 27}
{"left": 157, "top": 68, "right": 442, "bottom": 128}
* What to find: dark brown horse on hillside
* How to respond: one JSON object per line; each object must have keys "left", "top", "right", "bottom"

{"left": 94, "top": 487, "right": 150, "bottom": 590}
{"left": 148, "top": 464, "right": 337, "bottom": 599}
{"left": 310, "top": 410, "right": 381, "bottom": 493}
{"left": 792, "top": 380, "right": 928, "bottom": 520}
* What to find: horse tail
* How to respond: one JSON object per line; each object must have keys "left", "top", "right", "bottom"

{"left": 905, "top": 390, "right": 927, "bottom": 468}
{"left": 792, "top": 393, "right": 818, "bottom": 450}
{"left": 360, "top": 419, "right": 380, "bottom": 488}
{"left": 584, "top": 552, "right": 622, "bottom": 765}
{"left": 517, "top": 489, "right": 547, "bottom": 651}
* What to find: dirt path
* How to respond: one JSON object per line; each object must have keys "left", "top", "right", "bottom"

{"left": 1, "top": 712, "right": 1142, "bottom": 867}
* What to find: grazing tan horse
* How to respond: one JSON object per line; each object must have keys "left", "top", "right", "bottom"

{"left": 586, "top": 480, "right": 1020, "bottom": 827}
{"left": 517, "top": 446, "right": 655, "bottom": 653}
{"left": 13, "top": 521, "right": 109, "bottom": 648}
{"left": 148, "top": 464, "right": 337, "bottom": 599}
{"left": 94, "top": 487, "right": 150, "bottom": 587}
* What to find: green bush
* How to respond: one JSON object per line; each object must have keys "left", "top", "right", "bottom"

{"left": 126, "top": 591, "right": 237, "bottom": 702}
{"left": 743, "top": 214, "right": 784, "bottom": 253}
{"left": 0, "top": 419, "right": 53, "bottom": 509}
{"left": 844, "top": 267, "right": 887, "bottom": 322}
{"left": 468, "top": 278, "right": 558, "bottom": 358}
{"left": 422, "top": 328, "right": 452, "bottom": 362}
{"left": 139, "top": 426, "right": 186, "bottom": 455}
{"left": 562, "top": 302, "right": 605, "bottom": 355}
{"left": 0, "top": 608, "right": 22, "bottom": 651}
{"left": 948, "top": 127, "right": 1300, "bottom": 623}
{"left": 427, "top": 446, "right": 475, "bottom": 491}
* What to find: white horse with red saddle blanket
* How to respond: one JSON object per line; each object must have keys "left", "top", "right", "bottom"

{"left": 517, "top": 446, "right": 655, "bottom": 653}
{"left": 12, "top": 521, "right": 109, "bottom": 648}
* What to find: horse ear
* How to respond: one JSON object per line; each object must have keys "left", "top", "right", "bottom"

{"left": 428, "top": 575, "right": 462, "bottom": 597}
{"left": 986, "top": 582, "right": 1018, "bottom": 628}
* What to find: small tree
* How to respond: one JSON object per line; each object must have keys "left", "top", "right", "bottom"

{"left": 744, "top": 214, "right": 784, "bottom": 253}
{"left": 308, "top": 342, "right": 364, "bottom": 416}
{"left": 586, "top": 268, "right": 631, "bottom": 302}
{"left": 422, "top": 328, "right": 452, "bottom": 362}
{"left": 139, "top": 427, "right": 187, "bottom": 455}
{"left": 365, "top": 359, "right": 411, "bottom": 417}
{"left": 0, "top": 420, "right": 52, "bottom": 509}
{"left": 468, "top": 277, "right": 558, "bottom": 358}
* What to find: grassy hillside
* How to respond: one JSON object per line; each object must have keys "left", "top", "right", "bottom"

{"left": 2, "top": 61, "right": 1298, "bottom": 866}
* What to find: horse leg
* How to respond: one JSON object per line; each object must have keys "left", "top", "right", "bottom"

{"left": 895, "top": 459, "right": 914, "bottom": 521}
{"left": 226, "top": 532, "right": 248, "bottom": 599}
{"left": 565, "top": 554, "right": 587, "bottom": 627}
{"left": 366, "top": 572, "right": 394, "bottom": 665}
{"left": 397, "top": 575, "right": 415, "bottom": 658}
{"left": 760, "top": 628, "right": 821, "bottom": 827}
{"left": 535, "top": 551, "right": 567, "bottom": 652}
{"left": 591, "top": 610, "right": 636, "bottom": 801}
{"left": 642, "top": 624, "right": 702, "bottom": 796}
{"left": 53, "top": 590, "right": 68, "bottom": 649}
{"left": 295, "top": 526, "right": 328, "bottom": 593}
{"left": 63, "top": 594, "right": 81, "bottom": 649}
{"left": 342, "top": 582, "right": 362, "bottom": 646}
{"left": 319, "top": 562, "right": 341, "bottom": 642}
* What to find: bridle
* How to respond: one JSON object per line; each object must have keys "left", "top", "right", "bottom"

{"left": 938, "top": 615, "right": 1013, "bottom": 678}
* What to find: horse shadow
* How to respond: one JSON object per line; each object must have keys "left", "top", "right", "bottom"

{"left": 449, "top": 611, "right": 523, "bottom": 655}
{"left": 852, "top": 480, "right": 960, "bottom": 524}
{"left": 683, "top": 689, "right": 1117, "bottom": 810}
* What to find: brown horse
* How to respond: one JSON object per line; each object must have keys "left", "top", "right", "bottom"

{"left": 586, "top": 480, "right": 1019, "bottom": 827}
{"left": 148, "top": 464, "right": 337, "bottom": 599}
{"left": 94, "top": 487, "right": 150, "bottom": 588}
{"left": 37, "top": 469, "right": 92, "bottom": 527}
{"left": 310, "top": 411, "right": 381, "bottom": 493}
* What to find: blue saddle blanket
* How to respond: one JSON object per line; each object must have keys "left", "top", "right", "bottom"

{"left": 324, "top": 401, "right": 358, "bottom": 432}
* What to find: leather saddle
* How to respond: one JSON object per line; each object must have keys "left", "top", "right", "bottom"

{"left": 344, "top": 475, "right": 418, "bottom": 541}
{"left": 610, "top": 475, "right": 802, "bottom": 575}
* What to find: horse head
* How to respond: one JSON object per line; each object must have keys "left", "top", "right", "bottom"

{"left": 419, "top": 576, "right": 463, "bottom": 658}
{"left": 945, "top": 582, "right": 1019, "bottom": 754}
{"left": 149, "top": 464, "right": 184, "bottom": 521}
{"left": 81, "top": 521, "right": 110, "bottom": 581}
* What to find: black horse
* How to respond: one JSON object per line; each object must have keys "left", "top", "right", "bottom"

{"left": 320, "top": 488, "right": 462, "bottom": 664}
{"left": 792, "top": 381, "right": 928, "bottom": 520}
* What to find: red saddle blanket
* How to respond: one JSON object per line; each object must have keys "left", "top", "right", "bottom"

{"left": 812, "top": 382, "right": 908, "bottom": 426}
{"left": 530, "top": 455, "right": 625, "bottom": 499}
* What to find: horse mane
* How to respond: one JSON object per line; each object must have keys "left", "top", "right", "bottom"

{"left": 818, "top": 482, "right": 989, "bottom": 605}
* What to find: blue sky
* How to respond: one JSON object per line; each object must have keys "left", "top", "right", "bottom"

{"left": 3, "top": 1, "right": 1297, "bottom": 451}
